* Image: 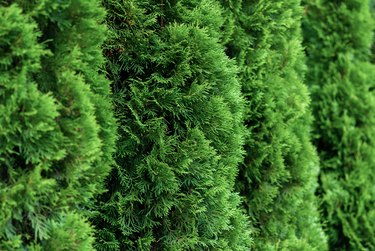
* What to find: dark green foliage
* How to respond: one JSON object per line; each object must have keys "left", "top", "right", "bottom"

{"left": 303, "top": 0, "right": 375, "bottom": 250}
{"left": 0, "top": 1, "right": 115, "bottom": 249}
{"left": 220, "top": 0, "right": 327, "bottom": 250}
{"left": 92, "top": 0, "right": 251, "bottom": 250}
{"left": 371, "top": 0, "right": 375, "bottom": 63}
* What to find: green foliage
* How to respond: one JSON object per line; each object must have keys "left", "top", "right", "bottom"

{"left": 303, "top": 0, "right": 375, "bottom": 250}
{"left": 371, "top": 0, "right": 375, "bottom": 63}
{"left": 0, "top": 1, "right": 115, "bottom": 249}
{"left": 220, "top": 0, "right": 327, "bottom": 250}
{"left": 92, "top": 0, "right": 251, "bottom": 250}
{"left": 44, "top": 212, "right": 95, "bottom": 251}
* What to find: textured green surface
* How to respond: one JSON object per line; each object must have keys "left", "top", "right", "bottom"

{"left": 303, "top": 0, "right": 375, "bottom": 250}
{"left": 221, "top": 0, "right": 327, "bottom": 250}
{"left": 0, "top": 1, "right": 116, "bottom": 249}
{"left": 92, "top": 0, "right": 252, "bottom": 250}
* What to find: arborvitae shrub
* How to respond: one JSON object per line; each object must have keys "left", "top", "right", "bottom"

{"left": 0, "top": 1, "right": 115, "bottom": 249}
{"left": 303, "top": 0, "right": 375, "bottom": 250}
{"left": 220, "top": 0, "right": 327, "bottom": 250}
{"left": 92, "top": 0, "right": 251, "bottom": 250}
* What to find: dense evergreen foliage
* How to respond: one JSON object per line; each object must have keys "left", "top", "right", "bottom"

{"left": 0, "top": 1, "right": 115, "bottom": 250}
{"left": 2, "top": 0, "right": 374, "bottom": 250}
{"left": 303, "top": 0, "right": 375, "bottom": 250}
{"left": 91, "top": 0, "right": 251, "bottom": 250}
{"left": 221, "top": 1, "right": 327, "bottom": 250}
{"left": 371, "top": 0, "right": 375, "bottom": 63}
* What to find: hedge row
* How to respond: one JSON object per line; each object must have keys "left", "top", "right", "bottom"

{"left": 1, "top": 0, "right": 374, "bottom": 250}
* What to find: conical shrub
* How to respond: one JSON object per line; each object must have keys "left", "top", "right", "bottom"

{"left": 220, "top": 0, "right": 327, "bottom": 250}
{"left": 303, "top": 0, "right": 375, "bottom": 250}
{"left": 0, "top": 1, "right": 115, "bottom": 250}
{"left": 92, "top": 0, "right": 251, "bottom": 250}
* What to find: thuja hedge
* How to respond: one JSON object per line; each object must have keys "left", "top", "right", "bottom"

{"left": 91, "top": 0, "right": 251, "bottom": 250}
{"left": 220, "top": 0, "right": 327, "bottom": 250}
{"left": 303, "top": 0, "right": 375, "bottom": 250}
{"left": 6, "top": 0, "right": 375, "bottom": 250}
{"left": 0, "top": 1, "right": 115, "bottom": 250}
